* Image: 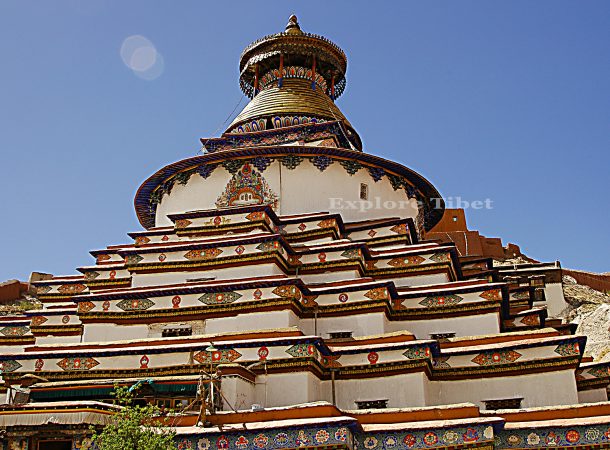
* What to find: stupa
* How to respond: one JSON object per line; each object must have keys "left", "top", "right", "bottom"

{"left": 2, "top": 15, "right": 610, "bottom": 450}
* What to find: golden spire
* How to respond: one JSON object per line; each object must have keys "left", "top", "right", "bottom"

{"left": 285, "top": 15, "right": 303, "bottom": 35}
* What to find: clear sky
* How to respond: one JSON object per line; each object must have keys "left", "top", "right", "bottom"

{"left": 0, "top": 1, "right": 608, "bottom": 281}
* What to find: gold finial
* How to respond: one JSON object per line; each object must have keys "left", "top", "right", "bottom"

{"left": 285, "top": 14, "right": 302, "bottom": 35}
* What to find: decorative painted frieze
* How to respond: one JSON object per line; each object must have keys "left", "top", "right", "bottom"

{"left": 0, "top": 326, "right": 29, "bottom": 337}
{"left": 479, "top": 289, "right": 502, "bottom": 301}
{"left": 193, "top": 349, "right": 242, "bottom": 364}
{"left": 340, "top": 248, "right": 361, "bottom": 259}
{"left": 174, "top": 219, "right": 192, "bottom": 229}
{"left": 116, "top": 298, "right": 155, "bottom": 311}
{"left": 364, "top": 287, "right": 389, "bottom": 300}
{"left": 402, "top": 346, "right": 431, "bottom": 359}
{"left": 389, "top": 223, "right": 408, "bottom": 235}
{"left": 256, "top": 241, "right": 279, "bottom": 252}
{"left": 0, "top": 360, "right": 22, "bottom": 372}
{"left": 430, "top": 252, "right": 451, "bottom": 263}
{"left": 419, "top": 294, "right": 463, "bottom": 308}
{"left": 199, "top": 292, "right": 243, "bottom": 305}
{"left": 125, "top": 254, "right": 144, "bottom": 265}
{"left": 35, "top": 285, "right": 53, "bottom": 295}
{"left": 30, "top": 316, "right": 48, "bottom": 326}
{"left": 57, "top": 357, "right": 100, "bottom": 371}
{"left": 184, "top": 248, "right": 223, "bottom": 260}
{"left": 387, "top": 255, "right": 425, "bottom": 267}
{"left": 272, "top": 285, "right": 301, "bottom": 300}
{"left": 495, "top": 426, "right": 610, "bottom": 448}
{"left": 554, "top": 342, "right": 580, "bottom": 357}
{"left": 357, "top": 425, "right": 493, "bottom": 449}
{"left": 471, "top": 350, "right": 522, "bottom": 366}
{"left": 286, "top": 343, "right": 318, "bottom": 358}
{"left": 57, "top": 283, "right": 86, "bottom": 294}
{"left": 77, "top": 301, "right": 96, "bottom": 313}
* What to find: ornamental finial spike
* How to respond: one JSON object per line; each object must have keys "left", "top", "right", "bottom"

{"left": 285, "top": 14, "right": 302, "bottom": 34}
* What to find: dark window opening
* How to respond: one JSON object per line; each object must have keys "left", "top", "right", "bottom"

{"left": 483, "top": 397, "right": 523, "bottom": 410}
{"left": 38, "top": 440, "right": 73, "bottom": 450}
{"left": 329, "top": 331, "right": 353, "bottom": 340}
{"left": 355, "top": 399, "right": 388, "bottom": 409}
{"left": 162, "top": 327, "right": 192, "bottom": 338}
{"left": 359, "top": 183, "right": 368, "bottom": 200}
{"left": 430, "top": 332, "right": 456, "bottom": 342}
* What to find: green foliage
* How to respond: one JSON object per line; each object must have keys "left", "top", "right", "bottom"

{"left": 90, "top": 385, "right": 177, "bottom": 450}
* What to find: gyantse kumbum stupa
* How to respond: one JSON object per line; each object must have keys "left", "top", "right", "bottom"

{"left": 2, "top": 15, "right": 610, "bottom": 450}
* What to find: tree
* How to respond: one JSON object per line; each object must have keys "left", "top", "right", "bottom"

{"left": 90, "top": 385, "right": 176, "bottom": 450}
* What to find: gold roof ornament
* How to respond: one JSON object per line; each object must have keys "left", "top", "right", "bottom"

{"left": 227, "top": 16, "right": 361, "bottom": 150}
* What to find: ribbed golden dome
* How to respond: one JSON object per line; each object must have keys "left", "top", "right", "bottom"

{"left": 228, "top": 78, "right": 351, "bottom": 130}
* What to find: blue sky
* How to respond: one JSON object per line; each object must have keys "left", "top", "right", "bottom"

{"left": 0, "top": 1, "right": 608, "bottom": 280}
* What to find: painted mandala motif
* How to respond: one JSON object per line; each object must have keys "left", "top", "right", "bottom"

{"left": 471, "top": 350, "right": 521, "bottom": 365}
{"left": 368, "top": 351, "right": 379, "bottom": 364}
{"left": 382, "top": 435, "right": 397, "bottom": 449}
{"left": 315, "top": 430, "right": 330, "bottom": 444}
{"left": 364, "top": 287, "right": 389, "bottom": 300}
{"left": 116, "top": 298, "right": 154, "bottom": 311}
{"left": 216, "top": 163, "right": 278, "bottom": 209}
{"left": 423, "top": 432, "right": 438, "bottom": 446}
{"left": 197, "top": 438, "right": 211, "bottom": 450}
{"left": 57, "top": 283, "right": 86, "bottom": 294}
{"left": 184, "top": 248, "right": 223, "bottom": 260}
{"left": 31, "top": 316, "right": 48, "bottom": 326}
{"left": 286, "top": 343, "right": 317, "bottom": 358}
{"left": 419, "top": 294, "right": 463, "bottom": 307}
{"left": 402, "top": 346, "right": 430, "bottom": 359}
{"left": 0, "top": 326, "right": 29, "bottom": 337}
{"left": 0, "top": 360, "right": 22, "bottom": 372}
{"left": 199, "top": 291, "right": 243, "bottom": 305}
{"left": 387, "top": 255, "right": 425, "bottom": 267}
{"left": 363, "top": 436, "right": 378, "bottom": 449}
{"left": 57, "top": 357, "right": 99, "bottom": 371}
{"left": 61, "top": 315, "right": 70, "bottom": 324}
{"left": 566, "top": 430, "right": 581, "bottom": 443}
{"left": 194, "top": 349, "right": 242, "bottom": 364}
{"left": 253, "top": 434, "right": 268, "bottom": 449}
{"left": 274, "top": 433, "right": 289, "bottom": 446}
{"left": 335, "top": 428, "right": 348, "bottom": 442}
{"left": 443, "top": 430, "right": 459, "bottom": 444}
{"left": 77, "top": 301, "right": 96, "bottom": 313}
{"left": 506, "top": 434, "right": 522, "bottom": 446}
{"left": 526, "top": 432, "right": 540, "bottom": 445}
{"left": 555, "top": 341, "right": 580, "bottom": 357}
{"left": 403, "top": 434, "right": 416, "bottom": 448}
{"left": 272, "top": 285, "right": 301, "bottom": 300}
{"left": 585, "top": 428, "right": 601, "bottom": 441}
